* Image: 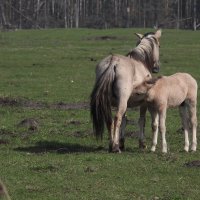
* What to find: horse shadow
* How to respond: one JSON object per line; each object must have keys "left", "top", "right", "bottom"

{"left": 14, "top": 140, "right": 139, "bottom": 154}
{"left": 14, "top": 140, "right": 106, "bottom": 154}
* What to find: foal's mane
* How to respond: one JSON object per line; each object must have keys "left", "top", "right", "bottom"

{"left": 146, "top": 76, "right": 163, "bottom": 84}
{"left": 126, "top": 34, "right": 158, "bottom": 72}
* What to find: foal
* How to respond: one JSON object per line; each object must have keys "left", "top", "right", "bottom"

{"left": 134, "top": 73, "right": 198, "bottom": 153}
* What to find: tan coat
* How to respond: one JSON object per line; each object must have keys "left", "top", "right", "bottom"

{"left": 134, "top": 73, "right": 198, "bottom": 153}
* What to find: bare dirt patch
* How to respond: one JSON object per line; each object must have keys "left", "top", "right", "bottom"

{"left": 65, "top": 120, "right": 82, "bottom": 126}
{"left": 0, "top": 139, "right": 9, "bottom": 145}
{"left": 0, "top": 128, "right": 15, "bottom": 135}
{"left": 94, "top": 35, "right": 117, "bottom": 40}
{"left": 184, "top": 160, "right": 200, "bottom": 168}
{"left": 52, "top": 101, "right": 89, "bottom": 110}
{"left": 86, "top": 35, "right": 128, "bottom": 41}
{"left": 0, "top": 97, "right": 89, "bottom": 110}
{"left": 18, "top": 118, "right": 39, "bottom": 131}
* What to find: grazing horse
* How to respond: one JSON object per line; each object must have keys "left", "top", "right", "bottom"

{"left": 90, "top": 29, "right": 162, "bottom": 152}
{"left": 134, "top": 73, "right": 198, "bottom": 153}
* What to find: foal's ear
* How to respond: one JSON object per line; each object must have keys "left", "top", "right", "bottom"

{"left": 154, "top": 29, "right": 162, "bottom": 39}
{"left": 135, "top": 33, "right": 143, "bottom": 40}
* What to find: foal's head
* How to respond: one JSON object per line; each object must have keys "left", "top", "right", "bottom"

{"left": 134, "top": 76, "right": 162, "bottom": 100}
{"left": 135, "top": 29, "right": 162, "bottom": 73}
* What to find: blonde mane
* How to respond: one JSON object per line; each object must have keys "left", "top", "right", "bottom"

{"left": 126, "top": 36, "right": 158, "bottom": 72}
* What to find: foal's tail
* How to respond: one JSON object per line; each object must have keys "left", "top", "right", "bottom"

{"left": 90, "top": 56, "right": 117, "bottom": 139}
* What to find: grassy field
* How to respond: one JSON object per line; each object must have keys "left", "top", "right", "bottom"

{"left": 0, "top": 28, "right": 200, "bottom": 200}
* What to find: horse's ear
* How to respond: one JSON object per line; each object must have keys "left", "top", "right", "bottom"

{"left": 135, "top": 33, "right": 143, "bottom": 40}
{"left": 154, "top": 29, "right": 162, "bottom": 39}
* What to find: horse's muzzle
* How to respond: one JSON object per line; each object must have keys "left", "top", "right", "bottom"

{"left": 152, "top": 67, "right": 159, "bottom": 73}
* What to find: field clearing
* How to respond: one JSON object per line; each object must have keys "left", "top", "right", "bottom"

{"left": 0, "top": 28, "right": 200, "bottom": 200}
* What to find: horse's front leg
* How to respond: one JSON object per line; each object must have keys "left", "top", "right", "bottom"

{"left": 138, "top": 105, "right": 147, "bottom": 149}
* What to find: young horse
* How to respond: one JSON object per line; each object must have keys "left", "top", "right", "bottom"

{"left": 134, "top": 73, "right": 198, "bottom": 153}
{"left": 90, "top": 29, "right": 162, "bottom": 152}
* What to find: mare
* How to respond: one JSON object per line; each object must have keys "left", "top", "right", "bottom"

{"left": 90, "top": 29, "right": 162, "bottom": 152}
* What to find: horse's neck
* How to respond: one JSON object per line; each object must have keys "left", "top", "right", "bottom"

{"left": 133, "top": 44, "right": 153, "bottom": 70}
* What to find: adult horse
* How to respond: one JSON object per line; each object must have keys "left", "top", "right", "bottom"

{"left": 90, "top": 29, "right": 162, "bottom": 152}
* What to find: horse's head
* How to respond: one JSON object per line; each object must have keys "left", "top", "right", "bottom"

{"left": 135, "top": 29, "right": 162, "bottom": 73}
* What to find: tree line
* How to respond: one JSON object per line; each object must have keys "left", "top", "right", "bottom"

{"left": 0, "top": 0, "right": 199, "bottom": 30}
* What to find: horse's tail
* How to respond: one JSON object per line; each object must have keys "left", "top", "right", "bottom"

{"left": 90, "top": 56, "right": 117, "bottom": 139}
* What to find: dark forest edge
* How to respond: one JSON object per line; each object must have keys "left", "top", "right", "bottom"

{"left": 0, "top": 0, "right": 199, "bottom": 30}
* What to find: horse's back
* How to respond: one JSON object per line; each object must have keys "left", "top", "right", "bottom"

{"left": 96, "top": 54, "right": 133, "bottom": 79}
{"left": 152, "top": 73, "right": 197, "bottom": 106}
{"left": 96, "top": 54, "right": 151, "bottom": 84}
{"left": 170, "top": 73, "right": 197, "bottom": 95}
{"left": 95, "top": 54, "right": 152, "bottom": 107}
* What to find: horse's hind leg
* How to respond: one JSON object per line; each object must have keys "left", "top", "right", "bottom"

{"left": 119, "top": 114, "right": 127, "bottom": 151}
{"left": 138, "top": 105, "right": 147, "bottom": 148}
{"left": 112, "top": 100, "right": 127, "bottom": 153}
{"left": 107, "top": 119, "right": 114, "bottom": 152}
{"left": 179, "top": 105, "right": 190, "bottom": 152}
{"left": 188, "top": 101, "right": 197, "bottom": 151}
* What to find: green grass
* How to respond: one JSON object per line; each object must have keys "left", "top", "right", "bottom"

{"left": 0, "top": 28, "right": 200, "bottom": 200}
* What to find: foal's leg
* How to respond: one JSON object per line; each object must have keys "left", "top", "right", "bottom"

{"left": 179, "top": 105, "right": 190, "bottom": 152}
{"left": 112, "top": 100, "right": 127, "bottom": 153}
{"left": 159, "top": 108, "right": 167, "bottom": 153}
{"left": 138, "top": 105, "right": 147, "bottom": 148}
{"left": 149, "top": 108, "right": 159, "bottom": 152}
{"left": 119, "top": 114, "right": 127, "bottom": 151}
{"left": 188, "top": 101, "right": 197, "bottom": 151}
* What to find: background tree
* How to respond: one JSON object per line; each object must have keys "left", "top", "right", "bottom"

{"left": 0, "top": 0, "right": 199, "bottom": 30}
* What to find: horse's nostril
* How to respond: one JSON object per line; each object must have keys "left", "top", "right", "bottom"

{"left": 152, "top": 67, "right": 159, "bottom": 73}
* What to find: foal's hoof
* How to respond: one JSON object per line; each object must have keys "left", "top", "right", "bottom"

{"left": 184, "top": 148, "right": 189, "bottom": 152}
{"left": 191, "top": 144, "right": 197, "bottom": 152}
{"left": 151, "top": 146, "right": 156, "bottom": 152}
{"left": 139, "top": 140, "right": 147, "bottom": 149}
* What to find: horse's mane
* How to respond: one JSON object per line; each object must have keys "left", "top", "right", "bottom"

{"left": 126, "top": 36, "right": 157, "bottom": 72}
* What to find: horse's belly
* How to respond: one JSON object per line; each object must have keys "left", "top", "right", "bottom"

{"left": 111, "top": 97, "right": 143, "bottom": 108}
{"left": 127, "top": 96, "right": 145, "bottom": 107}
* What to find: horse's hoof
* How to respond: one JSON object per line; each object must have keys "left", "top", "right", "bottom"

{"left": 119, "top": 138, "right": 125, "bottom": 151}
{"left": 109, "top": 143, "right": 113, "bottom": 153}
{"left": 139, "top": 141, "right": 147, "bottom": 149}
{"left": 112, "top": 144, "right": 121, "bottom": 153}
